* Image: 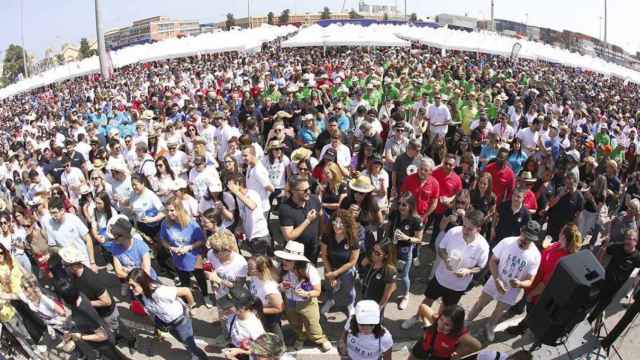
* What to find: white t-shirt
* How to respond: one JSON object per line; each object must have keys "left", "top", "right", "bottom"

{"left": 214, "top": 124, "right": 241, "bottom": 161}
{"left": 483, "top": 236, "right": 541, "bottom": 305}
{"left": 237, "top": 189, "right": 270, "bottom": 239}
{"left": 142, "top": 285, "right": 184, "bottom": 324}
{"left": 188, "top": 166, "right": 222, "bottom": 200}
{"left": 40, "top": 213, "right": 91, "bottom": 264}
{"left": 166, "top": 151, "right": 189, "bottom": 178}
{"left": 491, "top": 123, "right": 515, "bottom": 141}
{"left": 228, "top": 312, "right": 265, "bottom": 347}
{"left": 477, "top": 350, "right": 508, "bottom": 360}
{"left": 362, "top": 169, "right": 389, "bottom": 209}
{"left": 262, "top": 156, "right": 290, "bottom": 190}
{"left": 320, "top": 143, "right": 351, "bottom": 169}
{"left": 281, "top": 263, "right": 321, "bottom": 302}
{"left": 346, "top": 329, "right": 394, "bottom": 360}
{"left": 516, "top": 128, "right": 539, "bottom": 156}
{"left": 427, "top": 104, "right": 452, "bottom": 136}
{"left": 246, "top": 163, "right": 273, "bottom": 213}
{"left": 207, "top": 251, "right": 248, "bottom": 299}
{"left": 435, "top": 226, "right": 490, "bottom": 291}
{"left": 19, "top": 293, "right": 66, "bottom": 328}
{"left": 129, "top": 189, "right": 165, "bottom": 222}
{"left": 61, "top": 167, "right": 85, "bottom": 200}
{"left": 249, "top": 276, "right": 280, "bottom": 306}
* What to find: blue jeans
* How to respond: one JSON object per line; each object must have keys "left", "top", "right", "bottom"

{"left": 159, "top": 314, "right": 208, "bottom": 360}
{"left": 325, "top": 268, "right": 356, "bottom": 308}
{"left": 398, "top": 245, "right": 414, "bottom": 296}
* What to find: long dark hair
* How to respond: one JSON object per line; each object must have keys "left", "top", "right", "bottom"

{"left": 326, "top": 209, "right": 358, "bottom": 248}
{"left": 95, "top": 191, "right": 114, "bottom": 220}
{"left": 0, "top": 242, "right": 13, "bottom": 269}
{"left": 431, "top": 305, "right": 466, "bottom": 336}
{"left": 156, "top": 156, "right": 176, "bottom": 180}
{"left": 127, "top": 267, "right": 159, "bottom": 298}
{"left": 280, "top": 260, "right": 309, "bottom": 283}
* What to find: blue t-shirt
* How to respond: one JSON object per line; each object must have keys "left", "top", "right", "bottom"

{"left": 111, "top": 235, "right": 158, "bottom": 279}
{"left": 508, "top": 152, "right": 528, "bottom": 175}
{"left": 160, "top": 220, "right": 204, "bottom": 271}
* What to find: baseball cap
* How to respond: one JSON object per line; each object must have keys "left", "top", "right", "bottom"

{"left": 355, "top": 300, "right": 380, "bottom": 325}
{"left": 522, "top": 220, "right": 542, "bottom": 242}
{"left": 216, "top": 286, "right": 254, "bottom": 310}
{"left": 250, "top": 333, "right": 285, "bottom": 357}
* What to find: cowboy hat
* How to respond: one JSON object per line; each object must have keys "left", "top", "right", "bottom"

{"left": 141, "top": 110, "right": 154, "bottom": 120}
{"left": 274, "top": 241, "right": 310, "bottom": 262}
{"left": 59, "top": 246, "right": 86, "bottom": 264}
{"left": 518, "top": 171, "right": 537, "bottom": 183}
{"left": 349, "top": 176, "right": 375, "bottom": 193}
{"left": 291, "top": 147, "right": 312, "bottom": 162}
{"left": 266, "top": 140, "right": 284, "bottom": 151}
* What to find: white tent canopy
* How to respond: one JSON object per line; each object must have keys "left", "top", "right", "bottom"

{"left": 0, "top": 24, "right": 297, "bottom": 99}
{"left": 282, "top": 24, "right": 410, "bottom": 48}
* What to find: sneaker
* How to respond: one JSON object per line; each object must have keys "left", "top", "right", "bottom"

{"left": 398, "top": 296, "right": 409, "bottom": 310}
{"left": 401, "top": 315, "right": 419, "bottom": 329}
{"left": 413, "top": 258, "right": 421, "bottom": 267}
{"left": 203, "top": 296, "right": 214, "bottom": 309}
{"left": 320, "top": 299, "right": 335, "bottom": 315}
{"left": 485, "top": 323, "right": 495, "bottom": 342}
{"left": 319, "top": 341, "right": 332, "bottom": 353}
{"left": 293, "top": 340, "right": 305, "bottom": 351}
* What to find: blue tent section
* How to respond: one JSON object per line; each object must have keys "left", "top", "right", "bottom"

{"left": 316, "top": 19, "right": 440, "bottom": 28}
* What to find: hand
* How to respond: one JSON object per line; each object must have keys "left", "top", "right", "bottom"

{"left": 69, "top": 332, "right": 82, "bottom": 341}
{"left": 451, "top": 351, "right": 461, "bottom": 360}
{"left": 325, "top": 271, "right": 336, "bottom": 280}
{"left": 280, "top": 281, "right": 292, "bottom": 291}
{"left": 448, "top": 215, "right": 458, "bottom": 223}
{"left": 349, "top": 204, "right": 361, "bottom": 218}
{"left": 509, "top": 279, "right": 520, "bottom": 288}
{"left": 454, "top": 268, "right": 469, "bottom": 278}
{"left": 295, "top": 288, "right": 309, "bottom": 298}
{"left": 495, "top": 278, "right": 507, "bottom": 294}
{"left": 227, "top": 182, "right": 240, "bottom": 194}
{"left": 306, "top": 209, "right": 318, "bottom": 222}
{"left": 222, "top": 347, "right": 244, "bottom": 360}
{"left": 90, "top": 263, "right": 98, "bottom": 272}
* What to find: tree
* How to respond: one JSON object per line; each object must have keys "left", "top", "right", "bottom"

{"left": 2, "top": 44, "right": 28, "bottom": 84}
{"left": 409, "top": 13, "right": 418, "bottom": 22}
{"left": 321, "top": 6, "right": 331, "bottom": 20}
{"left": 225, "top": 13, "right": 235, "bottom": 30}
{"left": 79, "top": 38, "right": 94, "bottom": 59}
{"left": 349, "top": 10, "right": 363, "bottom": 19}
{"left": 383, "top": 12, "right": 389, "bottom": 21}
{"left": 279, "top": 9, "right": 290, "bottom": 25}
{"left": 267, "top": 11, "right": 274, "bottom": 25}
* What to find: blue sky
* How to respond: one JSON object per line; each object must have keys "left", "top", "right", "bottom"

{"left": 1, "top": 0, "right": 638, "bottom": 59}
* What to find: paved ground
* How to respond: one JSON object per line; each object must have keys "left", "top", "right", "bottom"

{"left": 30, "top": 243, "right": 637, "bottom": 360}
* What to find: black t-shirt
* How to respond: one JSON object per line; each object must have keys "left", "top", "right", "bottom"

{"left": 68, "top": 151, "right": 86, "bottom": 169}
{"left": 339, "top": 196, "right": 380, "bottom": 227}
{"left": 361, "top": 265, "right": 397, "bottom": 303}
{"left": 321, "top": 234, "right": 359, "bottom": 269}
{"left": 71, "top": 294, "right": 112, "bottom": 344}
{"left": 279, "top": 196, "right": 322, "bottom": 260}
{"left": 494, "top": 201, "right": 530, "bottom": 243}
{"left": 547, "top": 191, "right": 584, "bottom": 226}
{"left": 75, "top": 266, "right": 115, "bottom": 318}
{"left": 606, "top": 244, "right": 640, "bottom": 286}
{"left": 470, "top": 190, "right": 496, "bottom": 216}
{"left": 321, "top": 183, "right": 347, "bottom": 216}
{"left": 388, "top": 211, "right": 423, "bottom": 260}
{"left": 393, "top": 153, "right": 416, "bottom": 190}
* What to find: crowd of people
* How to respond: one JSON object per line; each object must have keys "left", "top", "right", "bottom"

{"left": 0, "top": 38, "right": 639, "bottom": 360}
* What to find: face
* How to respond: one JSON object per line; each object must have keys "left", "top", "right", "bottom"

{"left": 462, "top": 218, "right": 479, "bottom": 238}
{"left": 166, "top": 204, "right": 177, "bottom": 221}
{"left": 322, "top": 169, "right": 333, "bottom": 182}
{"left": 0, "top": 218, "right": 9, "bottom": 233}
{"left": 418, "top": 163, "right": 432, "bottom": 180}
{"left": 49, "top": 208, "right": 65, "bottom": 223}
{"left": 199, "top": 216, "right": 215, "bottom": 231}
{"left": 213, "top": 246, "right": 232, "bottom": 261}
{"left": 371, "top": 245, "right": 385, "bottom": 263}
{"left": 437, "top": 315, "right": 454, "bottom": 334}
{"left": 297, "top": 163, "right": 310, "bottom": 177}
{"left": 443, "top": 157, "right": 456, "bottom": 174}
{"left": 624, "top": 234, "right": 638, "bottom": 253}
{"left": 95, "top": 197, "right": 105, "bottom": 211}
{"left": 128, "top": 280, "right": 143, "bottom": 296}
{"left": 518, "top": 236, "right": 532, "bottom": 250}
{"left": 358, "top": 323, "right": 374, "bottom": 335}
{"left": 281, "top": 259, "right": 293, "bottom": 271}
{"left": 132, "top": 180, "right": 145, "bottom": 193}
{"left": 399, "top": 200, "right": 410, "bottom": 214}
{"left": 512, "top": 193, "right": 524, "bottom": 208}
{"left": 241, "top": 149, "right": 254, "bottom": 164}
{"left": 292, "top": 181, "right": 311, "bottom": 202}
{"left": 479, "top": 177, "right": 489, "bottom": 192}
{"left": 224, "top": 158, "right": 234, "bottom": 170}
{"left": 332, "top": 217, "right": 345, "bottom": 235}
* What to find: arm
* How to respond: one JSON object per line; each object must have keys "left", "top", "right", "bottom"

{"left": 141, "top": 252, "right": 152, "bottom": 276}
{"left": 112, "top": 257, "right": 128, "bottom": 280}
{"left": 328, "top": 249, "right": 360, "bottom": 278}
{"left": 175, "top": 287, "right": 195, "bottom": 307}
{"left": 231, "top": 189, "right": 257, "bottom": 211}
{"left": 320, "top": 243, "right": 332, "bottom": 274}
{"left": 77, "top": 328, "right": 109, "bottom": 343}
{"left": 452, "top": 333, "right": 482, "bottom": 359}
{"left": 90, "top": 290, "right": 113, "bottom": 309}
{"left": 425, "top": 198, "right": 438, "bottom": 218}
{"left": 83, "top": 233, "right": 96, "bottom": 269}
{"left": 262, "top": 293, "right": 284, "bottom": 315}
{"left": 379, "top": 281, "right": 397, "bottom": 309}
{"left": 281, "top": 209, "right": 318, "bottom": 242}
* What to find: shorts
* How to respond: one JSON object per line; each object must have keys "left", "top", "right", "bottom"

{"left": 424, "top": 277, "right": 465, "bottom": 307}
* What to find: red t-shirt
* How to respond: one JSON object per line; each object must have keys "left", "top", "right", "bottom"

{"left": 525, "top": 242, "right": 569, "bottom": 304}
{"left": 432, "top": 166, "right": 463, "bottom": 214}
{"left": 484, "top": 162, "right": 516, "bottom": 203}
{"left": 523, "top": 189, "right": 538, "bottom": 211}
{"left": 421, "top": 326, "right": 468, "bottom": 359}
{"left": 401, "top": 173, "right": 440, "bottom": 217}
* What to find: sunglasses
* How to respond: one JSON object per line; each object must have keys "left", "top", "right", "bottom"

{"left": 0, "top": 221, "right": 9, "bottom": 226}
{"left": 399, "top": 203, "right": 408, "bottom": 207}
{"left": 294, "top": 187, "right": 311, "bottom": 193}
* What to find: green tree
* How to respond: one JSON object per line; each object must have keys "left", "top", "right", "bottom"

{"left": 79, "top": 38, "right": 93, "bottom": 59}
{"left": 409, "top": 13, "right": 418, "bottom": 22}
{"left": 2, "top": 44, "right": 28, "bottom": 83}
{"left": 321, "top": 6, "right": 331, "bottom": 20}
{"left": 349, "top": 10, "right": 363, "bottom": 19}
{"left": 225, "top": 13, "right": 236, "bottom": 30}
{"left": 267, "top": 11, "right": 274, "bottom": 25}
{"left": 383, "top": 12, "right": 389, "bottom": 21}
{"left": 279, "top": 9, "right": 290, "bottom": 25}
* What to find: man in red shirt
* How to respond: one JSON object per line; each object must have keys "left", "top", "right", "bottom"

{"left": 430, "top": 153, "right": 463, "bottom": 244}
{"left": 484, "top": 147, "right": 516, "bottom": 204}
{"left": 401, "top": 158, "right": 440, "bottom": 222}
{"left": 517, "top": 171, "right": 538, "bottom": 214}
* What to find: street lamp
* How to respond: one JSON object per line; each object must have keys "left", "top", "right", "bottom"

{"left": 20, "top": 0, "right": 28, "bottom": 78}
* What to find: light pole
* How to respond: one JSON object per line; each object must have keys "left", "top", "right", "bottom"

{"left": 20, "top": 0, "right": 28, "bottom": 78}
{"left": 490, "top": 0, "right": 495, "bottom": 31}
{"left": 247, "top": 0, "right": 251, "bottom": 28}
{"left": 599, "top": 16, "right": 603, "bottom": 41}
{"left": 94, "top": 0, "right": 109, "bottom": 80}
{"left": 404, "top": 0, "right": 407, "bottom": 23}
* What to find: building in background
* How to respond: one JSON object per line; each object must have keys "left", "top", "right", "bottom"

{"left": 105, "top": 16, "right": 200, "bottom": 50}
{"left": 358, "top": 0, "right": 400, "bottom": 16}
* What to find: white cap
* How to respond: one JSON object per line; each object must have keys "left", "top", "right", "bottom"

{"left": 355, "top": 300, "right": 380, "bottom": 325}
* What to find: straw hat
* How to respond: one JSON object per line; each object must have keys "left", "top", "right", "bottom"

{"left": 518, "top": 171, "right": 537, "bottom": 183}
{"left": 59, "top": 246, "right": 86, "bottom": 264}
{"left": 266, "top": 140, "right": 284, "bottom": 151}
{"left": 107, "top": 158, "right": 129, "bottom": 174}
{"left": 141, "top": 110, "right": 155, "bottom": 120}
{"left": 275, "top": 111, "right": 292, "bottom": 119}
{"left": 291, "top": 147, "right": 312, "bottom": 162}
{"left": 274, "top": 241, "right": 309, "bottom": 262}
{"left": 348, "top": 176, "right": 375, "bottom": 193}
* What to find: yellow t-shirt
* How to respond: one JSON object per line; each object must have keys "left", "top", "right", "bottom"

{"left": 0, "top": 261, "right": 23, "bottom": 322}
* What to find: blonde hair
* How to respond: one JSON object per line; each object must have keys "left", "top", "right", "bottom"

{"left": 254, "top": 255, "right": 278, "bottom": 282}
{"left": 562, "top": 223, "right": 583, "bottom": 254}
{"left": 166, "top": 196, "right": 191, "bottom": 229}
{"left": 194, "top": 143, "right": 207, "bottom": 158}
{"left": 207, "top": 229, "right": 239, "bottom": 254}
{"left": 325, "top": 162, "right": 343, "bottom": 192}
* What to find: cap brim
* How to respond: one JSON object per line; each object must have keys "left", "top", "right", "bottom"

{"left": 273, "top": 250, "right": 309, "bottom": 262}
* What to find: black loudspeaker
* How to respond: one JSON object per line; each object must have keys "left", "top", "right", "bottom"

{"left": 527, "top": 250, "right": 605, "bottom": 345}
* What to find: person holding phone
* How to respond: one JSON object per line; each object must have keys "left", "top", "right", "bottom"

{"left": 279, "top": 178, "right": 322, "bottom": 264}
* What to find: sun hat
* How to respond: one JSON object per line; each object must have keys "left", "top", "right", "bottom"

{"left": 274, "top": 241, "right": 310, "bottom": 262}
{"left": 107, "top": 158, "right": 129, "bottom": 174}
{"left": 517, "top": 171, "right": 537, "bottom": 183}
{"left": 275, "top": 110, "right": 292, "bottom": 119}
{"left": 291, "top": 147, "right": 312, "bottom": 162}
{"left": 106, "top": 214, "right": 132, "bottom": 239}
{"left": 266, "top": 140, "right": 284, "bottom": 151}
{"left": 141, "top": 110, "right": 154, "bottom": 120}
{"left": 58, "top": 246, "right": 86, "bottom": 264}
{"left": 349, "top": 176, "right": 375, "bottom": 193}
{"left": 355, "top": 300, "right": 381, "bottom": 325}
{"left": 522, "top": 220, "right": 542, "bottom": 242}
{"left": 250, "top": 333, "right": 285, "bottom": 357}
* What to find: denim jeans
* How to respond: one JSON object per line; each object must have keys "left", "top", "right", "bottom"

{"left": 324, "top": 268, "right": 356, "bottom": 308}
{"left": 160, "top": 314, "right": 208, "bottom": 360}
{"left": 398, "top": 245, "right": 414, "bottom": 296}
